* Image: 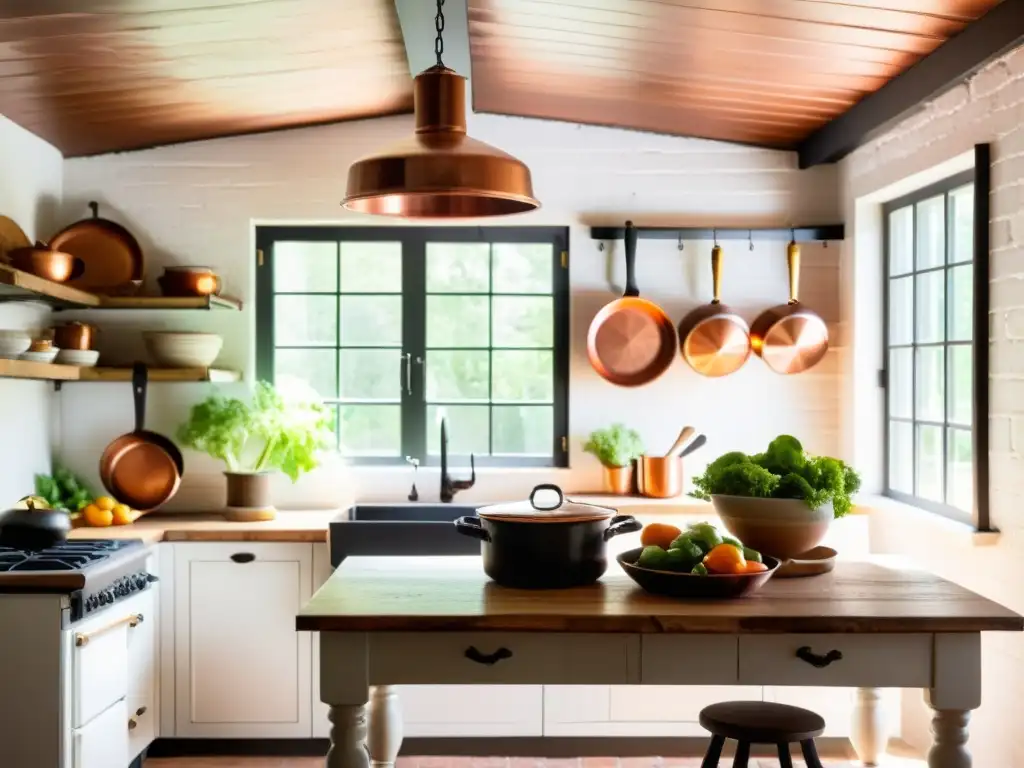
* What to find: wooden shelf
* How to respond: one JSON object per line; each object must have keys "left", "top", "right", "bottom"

{"left": 97, "top": 294, "right": 243, "bottom": 311}
{"left": 0, "top": 359, "right": 240, "bottom": 383}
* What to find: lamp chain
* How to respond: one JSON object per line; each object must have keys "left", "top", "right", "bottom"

{"left": 435, "top": 0, "right": 446, "bottom": 68}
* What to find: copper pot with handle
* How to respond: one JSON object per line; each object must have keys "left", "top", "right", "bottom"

{"left": 638, "top": 425, "right": 695, "bottom": 499}
{"left": 677, "top": 241, "right": 751, "bottom": 377}
{"left": 53, "top": 321, "right": 97, "bottom": 351}
{"left": 749, "top": 240, "right": 829, "bottom": 374}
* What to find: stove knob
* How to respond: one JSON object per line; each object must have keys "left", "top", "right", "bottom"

{"left": 101, "top": 590, "right": 112, "bottom": 605}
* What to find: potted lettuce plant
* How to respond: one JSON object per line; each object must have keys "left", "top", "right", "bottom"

{"left": 177, "top": 381, "right": 334, "bottom": 521}
{"left": 583, "top": 424, "right": 644, "bottom": 495}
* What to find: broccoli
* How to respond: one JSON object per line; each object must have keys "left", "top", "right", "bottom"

{"left": 754, "top": 434, "right": 806, "bottom": 476}
{"left": 690, "top": 451, "right": 753, "bottom": 500}
{"left": 714, "top": 462, "right": 779, "bottom": 498}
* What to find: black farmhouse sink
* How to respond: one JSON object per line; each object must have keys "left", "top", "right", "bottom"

{"left": 329, "top": 503, "right": 486, "bottom": 567}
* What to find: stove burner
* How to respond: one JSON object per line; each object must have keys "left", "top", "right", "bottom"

{"left": 0, "top": 539, "right": 141, "bottom": 573}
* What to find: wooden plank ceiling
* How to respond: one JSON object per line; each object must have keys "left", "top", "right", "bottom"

{"left": 0, "top": 0, "right": 413, "bottom": 157}
{"left": 466, "top": 0, "right": 1004, "bottom": 149}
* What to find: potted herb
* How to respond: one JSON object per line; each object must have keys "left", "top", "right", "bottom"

{"left": 690, "top": 435, "right": 861, "bottom": 560}
{"left": 177, "top": 381, "right": 334, "bottom": 521}
{"left": 583, "top": 424, "right": 644, "bottom": 495}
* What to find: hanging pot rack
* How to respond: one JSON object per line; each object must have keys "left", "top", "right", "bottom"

{"left": 590, "top": 224, "right": 844, "bottom": 243}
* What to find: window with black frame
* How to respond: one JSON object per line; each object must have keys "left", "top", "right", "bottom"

{"left": 883, "top": 170, "right": 979, "bottom": 521}
{"left": 254, "top": 226, "right": 569, "bottom": 467}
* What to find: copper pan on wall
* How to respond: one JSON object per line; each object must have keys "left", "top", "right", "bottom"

{"left": 677, "top": 241, "right": 751, "bottom": 377}
{"left": 586, "top": 221, "right": 677, "bottom": 387}
{"left": 749, "top": 240, "right": 829, "bottom": 374}
{"left": 50, "top": 202, "right": 144, "bottom": 295}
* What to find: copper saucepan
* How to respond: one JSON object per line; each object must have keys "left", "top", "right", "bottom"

{"left": 99, "top": 363, "right": 184, "bottom": 511}
{"left": 587, "top": 221, "right": 677, "bottom": 387}
{"left": 678, "top": 242, "right": 751, "bottom": 377}
{"left": 749, "top": 240, "right": 829, "bottom": 374}
{"left": 638, "top": 425, "right": 695, "bottom": 498}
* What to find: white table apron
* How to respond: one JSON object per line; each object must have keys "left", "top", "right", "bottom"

{"left": 317, "top": 631, "right": 982, "bottom": 768}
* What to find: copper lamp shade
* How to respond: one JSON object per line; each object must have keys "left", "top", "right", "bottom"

{"left": 343, "top": 66, "right": 538, "bottom": 218}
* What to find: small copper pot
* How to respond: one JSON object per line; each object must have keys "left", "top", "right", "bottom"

{"left": 602, "top": 464, "right": 633, "bottom": 495}
{"left": 53, "top": 321, "right": 97, "bottom": 351}
{"left": 158, "top": 266, "right": 222, "bottom": 297}
{"left": 638, "top": 456, "right": 684, "bottom": 499}
{"left": 8, "top": 243, "right": 84, "bottom": 283}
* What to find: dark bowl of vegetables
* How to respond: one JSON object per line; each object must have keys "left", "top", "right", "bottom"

{"left": 617, "top": 522, "right": 780, "bottom": 599}
{"left": 689, "top": 435, "right": 861, "bottom": 562}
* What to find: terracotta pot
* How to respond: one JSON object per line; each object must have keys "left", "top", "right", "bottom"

{"left": 602, "top": 464, "right": 633, "bottom": 495}
{"left": 711, "top": 495, "right": 833, "bottom": 561}
{"left": 224, "top": 471, "right": 276, "bottom": 522}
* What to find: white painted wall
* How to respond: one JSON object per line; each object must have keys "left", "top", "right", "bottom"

{"left": 839, "top": 43, "right": 1024, "bottom": 767}
{"left": 0, "top": 115, "right": 62, "bottom": 505}
{"left": 56, "top": 111, "right": 840, "bottom": 511}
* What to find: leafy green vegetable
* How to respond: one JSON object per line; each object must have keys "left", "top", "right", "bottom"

{"left": 33, "top": 463, "right": 96, "bottom": 512}
{"left": 177, "top": 381, "right": 334, "bottom": 482}
{"left": 691, "top": 563, "right": 709, "bottom": 576}
{"left": 582, "top": 423, "right": 644, "bottom": 468}
{"left": 689, "top": 434, "right": 861, "bottom": 518}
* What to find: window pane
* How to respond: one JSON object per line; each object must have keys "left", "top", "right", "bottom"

{"left": 275, "top": 348, "right": 336, "bottom": 398}
{"left": 888, "top": 348, "right": 912, "bottom": 418}
{"left": 948, "top": 345, "right": 972, "bottom": 426}
{"left": 340, "top": 242, "right": 401, "bottom": 293}
{"left": 273, "top": 242, "right": 337, "bottom": 293}
{"left": 889, "top": 207, "right": 914, "bottom": 275}
{"left": 492, "top": 296, "right": 553, "bottom": 348}
{"left": 949, "top": 184, "right": 974, "bottom": 264}
{"left": 493, "top": 244, "right": 552, "bottom": 293}
{"left": 916, "top": 195, "right": 945, "bottom": 270}
{"left": 426, "top": 405, "right": 489, "bottom": 455}
{"left": 338, "top": 405, "right": 401, "bottom": 456}
{"left": 916, "top": 347, "right": 944, "bottom": 422}
{"left": 339, "top": 349, "right": 401, "bottom": 401}
{"left": 915, "top": 271, "right": 945, "bottom": 343}
{"left": 340, "top": 296, "right": 401, "bottom": 347}
{"left": 947, "top": 428, "right": 973, "bottom": 514}
{"left": 426, "top": 351, "right": 489, "bottom": 402}
{"left": 492, "top": 406, "right": 553, "bottom": 456}
{"left": 948, "top": 265, "right": 973, "bottom": 341}
{"left": 916, "top": 424, "right": 944, "bottom": 503}
{"left": 427, "top": 296, "right": 489, "bottom": 347}
{"left": 889, "top": 421, "right": 913, "bottom": 494}
{"left": 427, "top": 243, "right": 489, "bottom": 293}
{"left": 888, "top": 276, "right": 913, "bottom": 345}
{"left": 275, "top": 295, "right": 336, "bottom": 346}
{"left": 493, "top": 350, "right": 554, "bottom": 403}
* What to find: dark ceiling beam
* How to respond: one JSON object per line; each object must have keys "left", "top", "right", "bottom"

{"left": 798, "top": 0, "right": 1024, "bottom": 169}
{"left": 394, "top": 0, "right": 471, "bottom": 80}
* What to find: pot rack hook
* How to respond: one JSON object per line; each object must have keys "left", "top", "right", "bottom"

{"left": 748, "top": 229, "right": 754, "bottom": 251}
{"left": 790, "top": 227, "right": 797, "bottom": 245}
{"left": 677, "top": 231, "right": 684, "bottom": 252}
{"left": 713, "top": 228, "right": 718, "bottom": 247}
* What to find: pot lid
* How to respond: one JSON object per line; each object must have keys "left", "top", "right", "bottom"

{"left": 476, "top": 484, "right": 617, "bottom": 522}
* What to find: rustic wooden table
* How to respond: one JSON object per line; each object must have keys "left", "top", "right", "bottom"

{"left": 298, "top": 556, "right": 1023, "bottom": 768}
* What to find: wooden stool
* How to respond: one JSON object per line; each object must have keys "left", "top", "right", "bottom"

{"left": 699, "top": 701, "right": 826, "bottom": 768}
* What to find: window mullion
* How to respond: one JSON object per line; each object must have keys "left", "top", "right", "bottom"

{"left": 402, "top": 232, "right": 428, "bottom": 462}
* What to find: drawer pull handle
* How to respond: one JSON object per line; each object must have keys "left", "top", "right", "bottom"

{"left": 74, "top": 613, "right": 143, "bottom": 647}
{"left": 128, "top": 717, "right": 138, "bottom": 731}
{"left": 231, "top": 553, "right": 256, "bottom": 563}
{"left": 796, "top": 646, "right": 843, "bottom": 668}
{"left": 465, "top": 646, "right": 513, "bottom": 665}
{"left": 136, "top": 706, "right": 147, "bottom": 717}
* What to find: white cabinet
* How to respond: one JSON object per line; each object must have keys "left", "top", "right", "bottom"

{"left": 73, "top": 699, "right": 128, "bottom": 768}
{"left": 127, "top": 588, "right": 157, "bottom": 759}
{"left": 174, "top": 542, "right": 313, "bottom": 737}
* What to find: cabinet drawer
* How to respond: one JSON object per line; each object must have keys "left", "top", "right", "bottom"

{"left": 369, "top": 633, "right": 639, "bottom": 684}
{"left": 739, "top": 634, "right": 932, "bottom": 687}
{"left": 641, "top": 635, "right": 738, "bottom": 684}
{"left": 73, "top": 699, "right": 129, "bottom": 768}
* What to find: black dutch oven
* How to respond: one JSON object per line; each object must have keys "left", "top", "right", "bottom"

{"left": 454, "top": 483, "right": 642, "bottom": 589}
{"left": 0, "top": 497, "right": 71, "bottom": 551}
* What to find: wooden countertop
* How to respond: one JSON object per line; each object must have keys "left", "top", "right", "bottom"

{"left": 297, "top": 555, "right": 1024, "bottom": 634}
{"left": 67, "top": 510, "right": 339, "bottom": 544}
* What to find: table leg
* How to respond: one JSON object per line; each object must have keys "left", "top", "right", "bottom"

{"left": 851, "top": 687, "right": 888, "bottom": 766}
{"left": 927, "top": 709, "right": 972, "bottom": 768}
{"left": 326, "top": 703, "right": 369, "bottom": 768}
{"left": 368, "top": 685, "right": 404, "bottom": 768}
{"left": 926, "top": 634, "right": 981, "bottom": 768}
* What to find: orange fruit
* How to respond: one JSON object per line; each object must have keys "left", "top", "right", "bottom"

{"left": 111, "top": 504, "right": 135, "bottom": 526}
{"left": 743, "top": 560, "right": 769, "bottom": 574}
{"left": 94, "top": 496, "right": 116, "bottom": 511}
{"left": 83, "top": 503, "right": 113, "bottom": 528}
{"left": 703, "top": 543, "right": 747, "bottom": 574}
{"left": 640, "top": 523, "right": 683, "bottom": 550}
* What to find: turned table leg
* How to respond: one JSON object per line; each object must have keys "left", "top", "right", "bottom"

{"left": 927, "top": 709, "right": 972, "bottom": 768}
{"left": 850, "top": 687, "right": 888, "bottom": 766}
{"left": 925, "top": 633, "right": 982, "bottom": 768}
{"left": 368, "top": 685, "right": 404, "bottom": 768}
{"left": 326, "top": 703, "right": 369, "bottom": 768}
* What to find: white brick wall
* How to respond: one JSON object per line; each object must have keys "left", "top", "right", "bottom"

{"left": 57, "top": 111, "right": 841, "bottom": 509}
{"left": 841, "top": 43, "right": 1024, "bottom": 766}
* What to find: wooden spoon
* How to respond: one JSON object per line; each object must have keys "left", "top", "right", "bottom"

{"left": 666, "top": 426, "right": 696, "bottom": 457}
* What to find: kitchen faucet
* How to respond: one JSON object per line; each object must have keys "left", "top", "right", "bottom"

{"left": 439, "top": 417, "right": 475, "bottom": 503}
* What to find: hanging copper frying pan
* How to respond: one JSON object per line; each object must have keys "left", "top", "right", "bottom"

{"left": 49, "top": 201, "right": 144, "bottom": 294}
{"left": 749, "top": 240, "right": 829, "bottom": 374}
{"left": 587, "top": 221, "right": 676, "bottom": 386}
{"left": 678, "top": 242, "right": 751, "bottom": 377}
{"left": 99, "top": 363, "right": 183, "bottom": 511}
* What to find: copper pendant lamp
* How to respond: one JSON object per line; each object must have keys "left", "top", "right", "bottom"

{"left": 342, "top": 0, "right": 539, "bottom": 219}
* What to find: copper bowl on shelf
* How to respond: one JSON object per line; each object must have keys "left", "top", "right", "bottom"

{"left": 157, "top": 266, "right": 221, "bottom": 297}
{"left": 7, "top": 243, "right": 84, "bottom": 283}
{"left": 53, "top": 321, "right": 97, "bottom": 351}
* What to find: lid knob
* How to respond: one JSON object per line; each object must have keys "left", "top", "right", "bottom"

{"left": 529, "top": 484, "right": 564, "bottom": 511}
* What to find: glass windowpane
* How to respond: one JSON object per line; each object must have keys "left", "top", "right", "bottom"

{"left": 427, "top": 296, "right": 489, "bottom": 348}
{"left": 340, "top": 243, "right": 401, "bottom": 293}
{"left": 338, "top": 405, "right": 401, "bottom": 456}
{"left": 339, "top": 349, "right": 401, "bottom": 401}
{"left": 948, "top": 345, "right": 972, "bottom": 426}
{"left": 274, "top": 295, "right": 336, "bottom": 346}
{"left": 275, "top": 349, "right": 336, "bottom": 399}
{"left": 427, "top": 243, "right": 490, "bottom": 292}
{"left": 492, "top": 296, "right": 553, "bottom": 348}
{"left": 340, "top": 296, "right": 401, "bottom": 347}
{"left": 492, "top": 350, "right": 554, "bottom": 403}
{"left": 915, "top": 347, "right": 944, "bottom": 423}
{"left": 492, "top": 406, "right": 553, "bottom": 456}
{"left": 888, "top": 276, "right": 913, "bottom": 345}
{"left": 916, "top": 424, "right": 944, "bottom": 503}
{"left": 426, "top": 351, "right": 490, "bottom": 402}
{"left": 273, "top": 242, "right": 337, "bottom": 293}
{"left": 493, "top": 244, "right": 553, "bottom": 293}
{"left": 915, "top": 271, "right": 945, "bottom": 343}
{"left": 949, "top": 184, "right": 974, "bottom": 264}
{"left": 889, "top": 421, "right": 913, "bottom": 494}
{"left": 426, "top": 406, "right": 489, "bottom": 455}
{"left": 888, "top": 348, "right": 912, "bottom": 419}
{"left": 948, "top": 265, "right": 973, "bottom": 342}
{"left": 889, "top": 207, "right": 914, "bottom": 275}
{"left": 947, "top": 428, "right": 973, "bottom": 514}
{"left": 916, "top": 195, "right": 945, "bottom": 270}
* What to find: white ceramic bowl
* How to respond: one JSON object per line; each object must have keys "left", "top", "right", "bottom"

{"left": 144, "top": 332, "right": 223, "bottom": 368}
{"left": 0, "top": 330, "right": 31, "bottom": 359}
{"left": 710, "top": 494, "right": 834, "bottom": 561}
{"left": 55, "top": 349, "right": 99, "bottom": 367}
{"left": 20, "top": 348, "right": 59, "bottom": 364}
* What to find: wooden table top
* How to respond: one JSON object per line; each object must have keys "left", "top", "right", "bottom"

{"left": 297, "top": 556, "right": 1024, "bottom": 634}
